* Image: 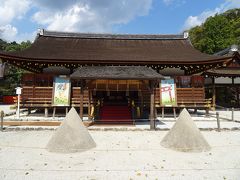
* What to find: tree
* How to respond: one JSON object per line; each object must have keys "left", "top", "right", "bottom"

{"left": 0, "top": 39, "right": 7, "bottom": 51}
{"left": 189, "top": 8, "right": 240, "bottom": 54}
{"left": 0, "top": 39, "right": 31, "bottom": 95}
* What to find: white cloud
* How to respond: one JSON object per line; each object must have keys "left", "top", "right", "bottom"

{"left": 163, "top": 0, "right": 173, "bottom": 6}
{"left": 183, "top": 0, "right": 240, "bottom": 30}
{"left": 32, "top": 0, "right": 153, "bottom": 33}
{"left": 0, "top": 24, "right": 36, "bottom": 43}
{"left": 0, "top": 0, "right": 153, "bottom": 41}
{"left": 0, "top": 24, "right": 17, "bottom": 42}
{"left": 0, "top": 0, "right": 152, "bottom": 41}
{"left": 0, "top": 0, "right": 32, "bottom": 42}
{"left": 162, "top": 0, "right": 186, "bottom": 7}
{"left": 0, "top": 0, "right": 31, "bottom": 26}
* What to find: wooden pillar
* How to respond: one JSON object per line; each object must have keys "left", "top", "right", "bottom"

{"left": 140, "top": 93, "right": 144, "bottom": 118}
{"left": 237, "top": 87, "right": 240, "bottom": 107}
{"left": 149, "top": 91, "right": 155, "bottom": 130}
{"left": 212, "top": 77, "right": 216, "bottom": 110}
{"left": 224, "top": 87, "right": 228, "bottom": 104}
{"left": 80, "top": 90, "right": 84, "bottom": 120}
{"left": 232, "top": 77, "right": 235, "bottom": 107}
{"left": 88, "top": 90, "right": 92, "bottom": 120}
{"left": 44, "top": 108, "right": 48, "bottom": 118}
{"left": 65, "top": 107, "right": 68, "bottom": 115}
{"left": 162, "top": 107, "right": 164, "bottom": 119}
{"left": 205, "top": 108, "right": 210, "bottom": 117}
{"left": 52, "top": 107, "right": 56, "bottom": 118}
{"left": 28, "top": 108, "right": 31, "bottom": 115}
{"left": 173, "top": 107, "right": 176, "bottom": 119}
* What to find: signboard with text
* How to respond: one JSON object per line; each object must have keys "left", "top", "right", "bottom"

{"left": 160, "top": 79, "right": 177, "bottom": 106}
{"left": 52, "top": 77, "right": 71, "bottom": 106}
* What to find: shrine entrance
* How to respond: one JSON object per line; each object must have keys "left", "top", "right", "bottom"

{"left": 71, "top": 66, "right": 164, "bottom": 128}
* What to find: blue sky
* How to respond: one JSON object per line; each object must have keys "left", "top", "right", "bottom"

{"left": 0, "top": 0, "right": 240, "bottom": 42}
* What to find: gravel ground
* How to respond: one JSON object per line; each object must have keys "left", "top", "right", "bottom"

{"left": 0, "top": 130, "right": 240, "bottom": 180}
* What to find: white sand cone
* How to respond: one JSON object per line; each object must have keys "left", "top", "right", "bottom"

{"left": 46, "top": 107, "right": 96, "bottom": 153}
{"left": 161, "top": 108, "right": 211, "bottom": 152}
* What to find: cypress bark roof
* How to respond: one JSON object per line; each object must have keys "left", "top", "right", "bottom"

{"left": 205, "top": 69, "right": 240, "bottom": 77}
{"left": 0, "top": 30, "right": 231, "bottom": 64}
{"left": 71, "top": 66, "right": 164, "bottom": 80}
{"left": 0, "top": 30, "right": 234, "bottom": 73}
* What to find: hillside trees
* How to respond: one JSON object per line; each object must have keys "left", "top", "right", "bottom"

{"left": 189, "top": 8, "right": 240, "bottom": 54}
{"left": 0, "top": 40, "right": 31, "bottom": 95}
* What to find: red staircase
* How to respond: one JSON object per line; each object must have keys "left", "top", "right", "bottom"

{"left": 98, "top": 105, "right": 133, "bottom": 124}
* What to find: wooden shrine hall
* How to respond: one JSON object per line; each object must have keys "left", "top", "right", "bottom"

{"left": 203, "top": 47, "right": 240, "bottom": 108}
{"left": 0, "top": 29, "right": 238, "bottom": 128}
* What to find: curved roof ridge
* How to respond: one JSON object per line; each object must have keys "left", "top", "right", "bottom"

{"left": 39, "top": 29, "right": 185, "bottom": 40}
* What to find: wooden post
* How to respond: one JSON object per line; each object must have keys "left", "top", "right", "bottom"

{"left": 232, "top": 107, "right": 234, "bottom": 121}
{"left": 154, "top": 107, "right": 157, "bottom": 120}
{"left": 52, "top": 107, "right": 56, "bottom": 118}
{"left": 88, "top": 90, "right": 92, "bottom": 120}
{"left": 216, "top": 112, "right": 220, "bottom": 132}
{"left": 66, "top": 107, "right": 68, "bottom": 115}
{"left": 212, "top": 77, "right": 216, "bottom": 110}
{"left": 162, "top": 107, "right": 164, "bottom": 119}
{"left": 150, "top": 92, "right": 155, "bottom": 130}
{"left": 44, "top": 108, "right": 48, "bottom": 118}
{"left": 205, "top": 109, "right": 210, "bottom": 117}
{"left": 237, "top": 87, "right": 240, "bottom": 107}
{"left": 1, "top": 110, "right": 4, "bottom": 131}
{"left": 194, "top": 108, "right": 197, "bottom": 114}
{"left": 140, "top": 93, "right": 144, "bottom": 118}
{"left": 80, "top": 90, "right": 84, "bottom": 120}
{"left": 27, "top": 108, "right": 31, "bottom": 115}
{"left": 173, "top": 107, "right": 176, "bottom": 119}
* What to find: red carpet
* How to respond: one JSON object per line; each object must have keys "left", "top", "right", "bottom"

{"left": 98, "top": 105, "right": 133, "bottom": 124}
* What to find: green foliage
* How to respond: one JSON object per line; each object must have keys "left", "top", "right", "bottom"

{"left": 0, "top": 39, "right": 7, "bottom": 51}
{"left": 189, "top": 8, "right": 240, "bottom": 54}
{"left": 0, "top": 40, "right": 32, "bottom": 95}
{"left": 4, "top": 41, "right": 31, "bottom": 52}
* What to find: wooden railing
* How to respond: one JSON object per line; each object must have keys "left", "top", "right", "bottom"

{"left": 17, "top": 86, "right": 90, "bottom": 108}
{"left": 154, "top": 88, "right": 211, "bottom": 109}
{"left": 16, "top": 86, "right": 212, "bottom": 115}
